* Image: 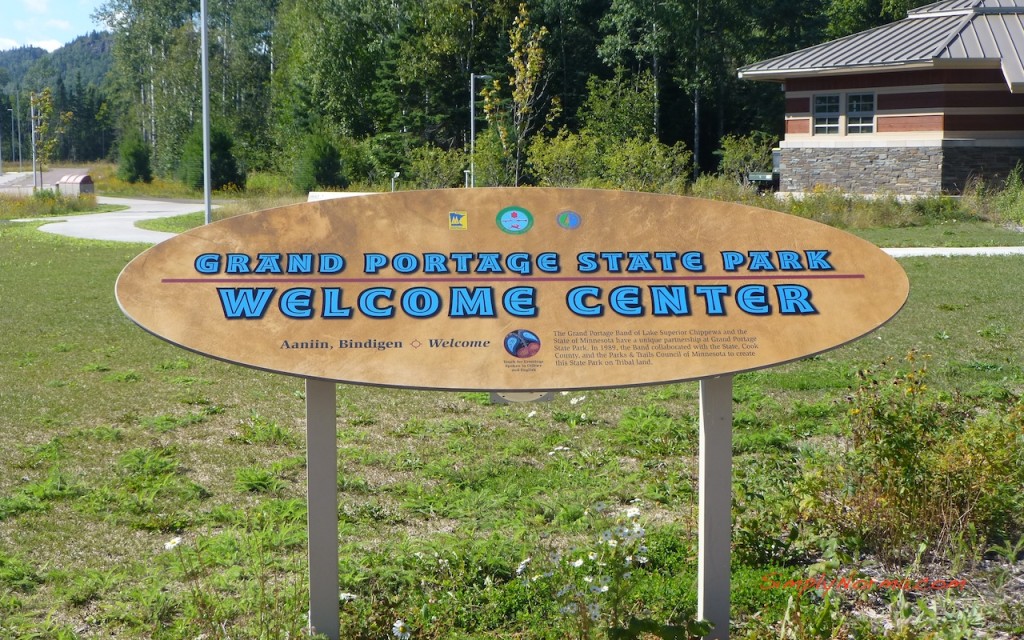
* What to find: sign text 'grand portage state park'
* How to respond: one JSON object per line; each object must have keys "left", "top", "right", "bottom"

{"left": 116, "top": 189, "right": 909, "bottom": 391}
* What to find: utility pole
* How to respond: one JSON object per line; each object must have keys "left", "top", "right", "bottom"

{"left": 16, "top": 90, "right": 23, "bottom": 170}
{"left": 30, "top": 94, "right": 38, "bottom": 191}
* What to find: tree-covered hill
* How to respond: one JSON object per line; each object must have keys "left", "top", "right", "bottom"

{"left": 19, "top": 31, "right": 115, "bottom": 91}
{"left": 0, "top": 46, "right": 48, "bottom": 93}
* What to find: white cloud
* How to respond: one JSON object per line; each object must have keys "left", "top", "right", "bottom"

{"left": 29, "top": 39, "right": 63, "bottom": 52}
{"left": 22, "top": 0, "right": 49, "bottom": 14}
{"left": 0, "top": 38, "right": 20, "bottom": 52}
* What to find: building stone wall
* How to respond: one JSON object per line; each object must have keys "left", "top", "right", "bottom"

{"left": 780, "top": 146, "right": 942, "bottom": 196}
{"left": 781, "top": 145, "right": 1023, "bottom": 196}
{"left": 942, "top": 147, "right": 1024, "bottom": 193}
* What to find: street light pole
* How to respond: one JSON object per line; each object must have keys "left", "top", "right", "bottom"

{"left": 6, "top": 108, "right": 13, "bottom": 174}
{"left": 16, "top": 91, "right": 22, "bottom": 170}
{"left": 29, "top": 96, "right": 37, "bottom": 191}
{"left": 469, "top": 72, "right": 492, "bottom": 188}
{"left": 200, "top": 0, "right": 212, "bottom": 225}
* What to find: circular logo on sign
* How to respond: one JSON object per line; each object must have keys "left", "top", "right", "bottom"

{"left": 557, "top": 210, "right": 581, "bottom": 230}
{"left": 496, "top": 206, "right": 534, "bottom": 234}
{"left": 504, "top": 329, "right": 541, "bottom": 359}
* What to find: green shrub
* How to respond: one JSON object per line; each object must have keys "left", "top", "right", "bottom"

{"left": 715, "top": 131, "right": 776, "bottom": 184}
{"left": 245, "top": 171, "right": 298, "bottom": 196}
{"left": 994, "top": 163, "right": 1024, "bottom": 223}
{"left": 795, "top": 353, "right": 1024, "bottom": 562}
{"left": 406, "top": 144, "right": 465, "bottom": 189}
{"left": 177, "top": 125, "right": 245, "bottom": 191}
{"left": 689, "top": 174, "right": 762, "bottom": 205}
{"left": 601, "top": 136, "right": 692, "bottom": 193}
{"left": 292, "top": 134, "right": 347, "bottom": 192}
{"left": 117, "top": 131, "right": 153, "bottom": 184}
{"left": 527, "top": 128, "right": 600, "bottom": 187}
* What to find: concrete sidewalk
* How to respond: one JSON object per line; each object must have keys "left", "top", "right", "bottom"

{"left": 13, "top": 196, "right": 208, "bottom": 244}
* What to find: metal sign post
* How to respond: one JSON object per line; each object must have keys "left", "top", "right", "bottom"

{"left": 698, "top": 376, "right": 733, "bottom": 640}
{"left": 306, "top": 379, "right": 340, "bottom": 639}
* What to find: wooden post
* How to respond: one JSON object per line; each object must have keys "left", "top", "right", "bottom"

{"left": 306, "top": 379, "right": 339, "bottom": 639}
{"left": 698, "top": 375, "right": 733, "bottom": 640}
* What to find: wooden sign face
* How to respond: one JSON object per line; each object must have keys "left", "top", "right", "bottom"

{"left": 116, "top": 188, "right": 908, "bottom": 391}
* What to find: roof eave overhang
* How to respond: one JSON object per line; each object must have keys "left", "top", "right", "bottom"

{"left": 738, "top": 61, "right": 938, "bottom": 82}
{"left": 738, "top": 58, "right": 1007, "bottom": 83}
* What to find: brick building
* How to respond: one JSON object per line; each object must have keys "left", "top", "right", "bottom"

{"left": 738, "top": 0, "right": 1024, "bottom": 196}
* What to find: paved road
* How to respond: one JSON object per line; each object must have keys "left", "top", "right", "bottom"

{"left": 3, "top": 169, "right": 208, "bottom": 243}
{"left": 30, "top": 196, "right": 205, "bottom": 244}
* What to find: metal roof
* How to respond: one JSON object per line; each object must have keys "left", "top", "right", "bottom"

{"left": 738, "top": 0, "right": 1024, "bottom": 92}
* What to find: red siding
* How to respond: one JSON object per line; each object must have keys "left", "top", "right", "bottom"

{"left": 945, "top": 113, "right": 1024, "bottom": 131}
{"left": 786, "top": 118, "right": 810, "bottom": 134}
{"left": 877, "top": 114, "right": 944, "bottom": 132}
{"left": 879, "top": 91, "right": 1024, "bottom": 110}
{"left": 786, "top": 97, "right": 810, "bottom": 113}
{"left": 785, "top": 68, "right": 1005, "bottom": 92}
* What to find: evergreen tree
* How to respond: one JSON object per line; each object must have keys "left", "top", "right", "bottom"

{"left": 177, "top": 126, "right": 245, "bottom": 191}
{"left": 117, "top": 130, "right": 153, "bottom": 183}
{"left": 293, "top": 134, "right": 347, "bottom": 192}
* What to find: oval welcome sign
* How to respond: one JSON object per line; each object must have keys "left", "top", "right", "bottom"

{"left": 116, "top": 188, "right": 908, "bottom": 391}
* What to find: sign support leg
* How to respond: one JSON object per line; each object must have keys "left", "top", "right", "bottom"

{"left": 306, "top": 378, "right": 339, "bottom": 639}
{"left": 698, "top": 375, "right": 733, "bottom": 640}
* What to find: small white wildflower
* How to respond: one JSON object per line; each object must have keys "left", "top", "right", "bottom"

{"left": 560, "top": 391, "right": 570, "bottom": 396}
{"left": 339, "top": 592, "right": 358, "bottom": 602}
{"left": 516, "top": 557, "right": 532, "bottom": 576}
{"left": 636, "top": 555, "right": 648, "bottom": 564}
{"left": 570, "top": 395, "right": 585, "bottom": 405}
{"left": 607, "top": 539, "right": 618, "bottom": 548}
{"left": 588, "top": 552, "right": 598, "bottom": 561}
{"left": 583, "top": 575, "right": 593, "bottom": 583}
{"left": 579, "top": 413, "right": 587, "bottom": 421}
{"left": 625, "top": 506, "right": 641, "bottom": 519}
{"left": 590, "top": 584, "right": 609, "bottom": 593}
{"left": 164, "top": 536, "right": 182, "bottom": 551}
{"left": 392, "top": 619, "right": 410, "bottom": 640}
{"left": 527, "top": 410, "right": 537, "bottom": 418}
{"left": 572, "top": 558, "right": 584, "bottom": 568}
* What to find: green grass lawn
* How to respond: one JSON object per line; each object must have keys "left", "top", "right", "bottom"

{"left": 0, "top": 222, "right": 1022, "bottom": 639}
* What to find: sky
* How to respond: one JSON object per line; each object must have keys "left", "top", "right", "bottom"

{"left": 0, "top": 0, "right": 107, "bottom": 52}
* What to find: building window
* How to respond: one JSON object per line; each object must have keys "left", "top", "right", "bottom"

{"left": 847, "top": 93, "right": 875, "bottom": 134}
{"left": 813, "top": 95, "right": 840, "bottom": 134}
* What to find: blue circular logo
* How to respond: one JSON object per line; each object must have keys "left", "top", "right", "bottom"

{"left": 504, "top": 329, "right": 541, "bottom": 358}
{"left": 496, "top": 206, "right": 534, "bottom": 234}
{"left": 557, "top": 210, "right": 581, "bottom": 230}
